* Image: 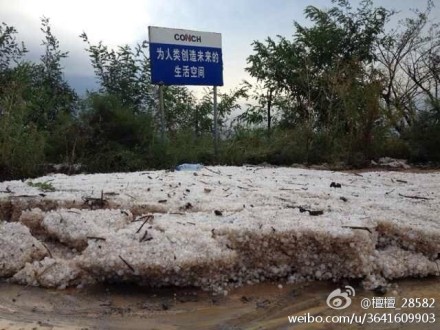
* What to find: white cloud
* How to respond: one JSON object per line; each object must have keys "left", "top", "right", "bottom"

{"left": 12, "top": 0, "right": 154, "bottom": 46}
{"left": 1, "top": 0, "right": 438, "bottom": 96}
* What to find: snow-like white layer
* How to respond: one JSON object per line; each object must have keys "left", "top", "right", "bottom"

{"left": 41, "top": 209, "right": 133, "bottom": 249}
{"left": 12, "top": 257, "right": 86, "bottom": 289}
{"left": 0, "top": 222, "right": 48, "bottom": 277}
{"left": 0, "top": 166, "right": 439, "bottom": 290}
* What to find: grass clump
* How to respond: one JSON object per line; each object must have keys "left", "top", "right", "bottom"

{"left": 27, "top": 180, "right": 56, "bottom": 192}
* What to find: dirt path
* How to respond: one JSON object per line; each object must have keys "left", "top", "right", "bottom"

{"left": 1, "top": 277, "right": 439, "bottom": 329}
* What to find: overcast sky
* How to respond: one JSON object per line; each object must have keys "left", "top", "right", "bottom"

{"left": 1, "top": 0, "right": 437, "bottom": 96}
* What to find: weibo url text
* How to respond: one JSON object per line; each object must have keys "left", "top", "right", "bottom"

{"left": 288, "top": 313, "right": 436, "bottom": 325}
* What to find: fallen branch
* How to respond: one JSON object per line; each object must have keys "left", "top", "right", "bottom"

{"left": 119, "top": 255, "right": 135, "bottom": 272}
{"left": 136, "top": 215, "right": 154, "bottom": 233}
{"left": 286, "top": 205, "right": 324, "bottom": 216}
{"left": 308, "top": 210, "right": 324, "bottom": 216}
{"left": 36, "top": 262, "right": 57, "bottom": 279}
{"left": 87, "top": 236, "right": 106, "bottom": 241}
{"left": 341, "top": 226, "right": 372, "bottom": 234}
{"left": 105, "top": 192, "right": 119, "bottom": 197}
{"left": 398, "top": 193, "right": 432, "bottom": 200}
{"left": 0, "top": 187, "right": 12, "bottom": 193}
{"left": 124, "top": 193, "right": 136, "bottom": 200}
{"left": 82, "top": 193, "right": 107, "bottom": 208}
{"left": 42, "top": 242, "right": 52, "bottom": 258}
{"left": 120, "top": 210, "right": 130, "bottom": 217}
{"left": 139, "top": 230, "right": 153, "bottom": 242}
{"left": 275, "top": 196, "right": 291, "bottom": 202}
{"left": 203, "top": 167, "right": 222, "bottom": 175}
{"left": 134, "top": 214, "right": 154, "bottom": 222}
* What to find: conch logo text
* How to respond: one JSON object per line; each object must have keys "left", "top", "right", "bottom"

{"left": 174, "top": 34, "right": 202, "bottom": 43}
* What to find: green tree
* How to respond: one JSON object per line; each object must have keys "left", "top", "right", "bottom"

{"left": 79, "top": 93, "right": 154, "bottom": 172}
{"left": 0, "top": 22, "right": 27, "bottom": 72}
{"left": 0, "top": 22, "right": 28, "bottom": 106}
{"left": 245, "top": 0, "right": 392, "bottom": 164}
{"left": 161, "top": 85, "right": 196, "bottom": 134}
{"left": 246, "top": 38, "right": 283, "bottom": 133}
{"left": 80, "top": 33, "right": 154, "bottom": 113}
{"left": 197, "top": 86, "right": 248, "bottom": 138}
{"left": 28, "top": 18, "right": 78, "bottom": 129}
{"left": 377, "top": 0, "right": 439, "bottom": 132}
{"left": 0, "top": 24, "right": 46, "bottom": 179}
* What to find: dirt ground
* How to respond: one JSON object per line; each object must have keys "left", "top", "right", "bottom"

{"left": 0, "top": 277, "right": 439, "bottom": 330}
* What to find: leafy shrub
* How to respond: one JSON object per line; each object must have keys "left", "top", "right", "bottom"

{"left": 0, "top": 70, "right": 46, "bottom": 180}
{"left": 78, "top": 93, "right": 154, "bottom": 172}
{"left": 27, "top": 180, "right": 55, "bottom": 192}
{"left": 405, "top": 111, "right": 440, "bottom": 163}
{"left": 0, "top": 104, "right": 46, "bottom": 180}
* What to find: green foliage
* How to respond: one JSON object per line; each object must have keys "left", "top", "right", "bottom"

{"left": 0, "top": 22, "right": 27, "bottom": 72}
{"left": 244, "top": 0, "right": 424, "bottom": 166}
{"left": 162, "top": 86, "right": 197, "bottom": 133}
{"left": 0, "top": 93, "right": 46, "bottom": 180}
{"left": 0, "top": 27, "right": 46, "bottom": 180}
{"left": 27, "top": 18, "right": 78, "bottom": 128}
{"left": 45, "top": 112, "right": 85, "bottom": 165}
{"left": 83, "top": 94, "right": 152, "bottom": 147}
{"left": 1, "top": 1, "right": 440, "bottom": 181}
{"left": 0, "top": 19, "right": 79, "bottom": 179}
{"left": 248, "top": 0, "right": 391, "bottom": 128}
{"left": 405, "top": 109, "right": 440, "bottom": 162}
{"left": 80, "top": 33, "right": 154, "bottom": 113}
{"left": 77, "top": 93, "right": 154, "bottom": 172}
{"left": 376, "top": 1, "right": 439, "bottom": 132}
{"left": 221, "top": 128, "right": 269, "bottom": 165}
{"left": 27, "top": 180, "right": 55, "bottom": 192}
{"left": 194, "top": 91, "right": 214, "bottom": 136}
{"left": 222, "top": 127, "right": 327, "bottom": 166}
{"left": 166, "top": 130, "right": 214, "bottom": 166}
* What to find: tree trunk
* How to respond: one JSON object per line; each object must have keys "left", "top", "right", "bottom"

{"left": 267, "top": 89, "right": 273, "bottom": 134}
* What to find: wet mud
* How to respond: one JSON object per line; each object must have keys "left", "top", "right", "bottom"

{"left": 0, "top": 277, "right": 439, "bottom": 329}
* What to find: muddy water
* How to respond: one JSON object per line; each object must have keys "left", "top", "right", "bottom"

{"left": 0, "top": 277, "right": 439, "bottom": 329}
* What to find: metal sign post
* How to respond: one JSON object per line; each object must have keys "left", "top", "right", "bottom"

{"left": 148, "top": 26, "right": 223, "bottom": 156}
{"left": 213, "top": 86, "right": 218, "bottom": 157}
{"left": 159, "top": 84, "right": 165, "bottom": 143}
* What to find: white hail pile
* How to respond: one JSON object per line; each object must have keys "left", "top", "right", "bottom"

{"left": 0, "top": 166, "right": 439, "bottom": 291}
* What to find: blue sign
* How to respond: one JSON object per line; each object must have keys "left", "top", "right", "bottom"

{"left": 149, "top": 27, "right": 223, "bottom": 86}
